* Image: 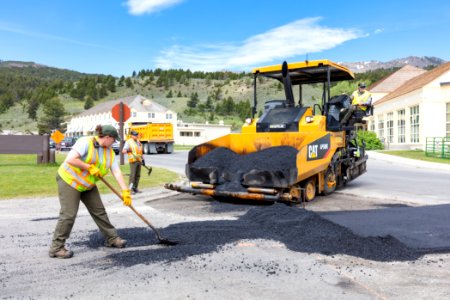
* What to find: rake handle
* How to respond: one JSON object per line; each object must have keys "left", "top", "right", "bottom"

{"left": 99, "top": 177, "right": 162, "bottom": 239}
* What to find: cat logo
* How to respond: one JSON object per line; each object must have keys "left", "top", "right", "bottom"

{"left": 308, "top": 145, "right": 318, "bottom": 159}
{"left": 306, "top": 134, "right": 331, "bottom": 161}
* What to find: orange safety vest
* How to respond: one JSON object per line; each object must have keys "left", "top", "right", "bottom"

{"left": 351, "top": 90, "right": 372, "bottom": 111}
{"left": 58, "top": 136, "right": 115, "bottom": 192}
{"left": 126, "top": 138, "right": 143, "bottom": 163}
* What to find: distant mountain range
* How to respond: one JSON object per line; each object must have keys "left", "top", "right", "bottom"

{"left": 340, "top": 56, "right": 446, "bottom": 73}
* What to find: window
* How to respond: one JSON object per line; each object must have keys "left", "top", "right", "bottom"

{"left": 132, "top": 112, "right": 137, "bottom": 117}
{"left": 377, "top": 115, "right": 384, "bottom": 140}
{"left": 370, "top": 122, "right": 375, "bottom": 132}
{"left": 194, "top": 132, "right": 200, "bottom": 137}
{"left": 387, "top": 112, "right": 394, "bottom": 143}
{"left": 410, "top": 105, "right": 420, "bottom": 143}
{"left": 397, "top": 109, "right": 405, "bottom": 143}
{"left": 447, "top": 103, "right": 450, "bottom": 137}
{"left": 166, "top": 113, "right": 172, "bottom": 119}
{"left": 180, "top": 131, "right": 193, "bottom": 137}
{"left": 148, "top": 112, "right": 155, "bottom": 118}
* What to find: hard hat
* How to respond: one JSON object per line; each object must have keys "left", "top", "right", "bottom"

{"left": 130, "top": 130, "right": 139, "bottom": 136}
{"left": 358, "top": 82, "right": 366, "bottom": 88}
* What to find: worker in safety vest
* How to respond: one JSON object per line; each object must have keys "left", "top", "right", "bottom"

{"left": 49, "top": 125, "right": 131, "bottom": 259}
{"left": 350, "top": 82, "right": 372, "bottom": 112}
{"left": 122, "top": 130, "right": 144, "bottom": 194}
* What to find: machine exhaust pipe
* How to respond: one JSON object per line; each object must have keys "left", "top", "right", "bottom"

{"left": 282, "top": 61, "right": 295, "bottom": 107}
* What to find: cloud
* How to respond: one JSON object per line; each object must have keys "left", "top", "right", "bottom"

{"left": 0, "top": 23, "right": 108, "bottom": 49}
{"left": 374, "top": 28, "right": 384, "bottom": 34}
{"left": 155, "top": 17, "right": 364, "bottom": 71}
{"left": 125, "top": 0, "right": 184, "bottom": 15}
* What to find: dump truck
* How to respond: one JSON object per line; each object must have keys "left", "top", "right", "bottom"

{"left": 126, "top": 123, "right": 174, "bottom": 154}
{"left": 165, "top": 60, "right": 371, "bottom": 203}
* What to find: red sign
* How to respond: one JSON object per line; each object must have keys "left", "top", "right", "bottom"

{"left": 111, "top": 103, "right": 131, "bottom": 122}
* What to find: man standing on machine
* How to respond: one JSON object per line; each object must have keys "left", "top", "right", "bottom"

{"left": 122, "top": 130, "right": 144, "bottom": 194}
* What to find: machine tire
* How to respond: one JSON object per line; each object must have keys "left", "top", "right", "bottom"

{"left": 302, "top": 179, "right": 316, "bottom": 202}
{"left": 143, "top": 143, "right": 149, "bottom": 154}
{"left": 323, "top": 168, "right": 337, "bottom": 195}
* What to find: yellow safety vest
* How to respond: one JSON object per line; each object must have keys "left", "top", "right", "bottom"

{"left": 58, "top": 136, "right": 115, "bottom": 192}
{"left": 351, "top": 90, "right": 372, "bottom": 111}
{"left": 126, "top": 138, "right": 143, "bottom": 163}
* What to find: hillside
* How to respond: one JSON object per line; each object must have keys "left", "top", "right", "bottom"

{"left": 0, "top": 56, "right": 445, "bottom": 133}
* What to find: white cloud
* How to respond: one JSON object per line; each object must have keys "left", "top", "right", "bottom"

{"left": 155, "top": 17, "right": 364, "bottom": 71}
{"left": 374, "top": 28, "right": 384, "bottom": 34}
{"left": 125, "top": 0, "right": 184, "bottom": 15}
{"left": 0, "top": 23, "right": 107, "bottom": 49}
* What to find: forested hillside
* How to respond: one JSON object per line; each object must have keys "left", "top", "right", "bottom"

{"left": 0, "top": 60, "right": 421, "bottom": 133}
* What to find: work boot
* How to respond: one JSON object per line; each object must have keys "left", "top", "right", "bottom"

{"left": 49, "top": 247, "right": 74, "bottom": 259}
{"left": 106, "top": 237, "right": 127, "bottom": 248}
{"left": 133, "top": 188, "right": 142, "bottom": 194}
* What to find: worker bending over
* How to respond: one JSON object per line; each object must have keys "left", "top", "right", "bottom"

{"left": 49, "top": 125, "right": 132, "bottom": 259}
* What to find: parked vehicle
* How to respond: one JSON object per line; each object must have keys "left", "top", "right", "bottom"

{"left": 60, "top": 137, "right": 77, "bottom": 151}
{"left": 127, "top": 123, "right": 174, "bottom": 154}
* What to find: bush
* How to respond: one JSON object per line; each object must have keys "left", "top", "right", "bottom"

{"left": 357, "top": 130, "right": 384, "bottom": 150}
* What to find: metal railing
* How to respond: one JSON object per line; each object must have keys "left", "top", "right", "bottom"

{"left": 425, "top": 137, "right": 450, "bottom": 159}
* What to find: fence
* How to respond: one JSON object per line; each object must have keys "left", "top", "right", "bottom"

{"left": 425, "top": 137, "right": 450, "bottom": 159}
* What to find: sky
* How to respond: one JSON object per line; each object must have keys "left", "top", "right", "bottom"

{"left": 0, "top": 0, "right": 449, "bottom": 77}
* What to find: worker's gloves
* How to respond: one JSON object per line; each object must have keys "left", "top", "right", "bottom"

{"left": 122, "top": 189, "right": 132, "bottom": 206}
{"left": 141, "top": 159, "right": 146, "bottom": 166}
{"left": 87, "top": 164, "right": 101, "bottom": 177}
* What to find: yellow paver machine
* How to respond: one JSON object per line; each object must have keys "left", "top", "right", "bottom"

{"left": 165, "top": 60, "right": 371, "bottom": 203}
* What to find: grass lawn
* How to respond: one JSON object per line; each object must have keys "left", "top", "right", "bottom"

{"left": 174, "top": 145, "right": 194, "bottom": 150}
{"left": 380, "top": 150, "right": 450, "bottom": 165}
{"left": 0, "top": 153, "right": 180, "bottom": 199}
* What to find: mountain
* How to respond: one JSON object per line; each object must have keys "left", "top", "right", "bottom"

{"left": 0, "top": 60, "right": 99, "bottom": 81}
{"left": 340, "top": 56, "right": 446, "bottom": 73}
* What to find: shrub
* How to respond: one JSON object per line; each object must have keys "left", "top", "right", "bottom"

{"left": 357, "top": 130, "right": 384, "bottom": 150}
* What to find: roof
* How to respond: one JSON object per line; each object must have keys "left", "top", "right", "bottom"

{"left": 376, "top": 62, "right": 450, "bottom": 105}
{"left": 76, "top": 95, "right": 170, "bottom": 117}
{"left": 252, "top": 59, "right": 355, "bottom": 84}
{"left": 369, "top": 65, "right": 426, "bottom": 93}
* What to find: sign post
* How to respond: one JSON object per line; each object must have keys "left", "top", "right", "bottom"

{"left": 111, "top": 102, "right": 131, "bottom": 165}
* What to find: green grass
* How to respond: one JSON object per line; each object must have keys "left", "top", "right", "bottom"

{"left": 0, "top": 154, "right": 180, "bottom": 199}
{"left": 174, "top": 145, "right": 194, "bottom": 150}
{"left": 380, "top": 150, "right": 450, "bottom": 165}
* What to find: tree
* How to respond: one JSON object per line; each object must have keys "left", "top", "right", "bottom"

{"left": 84, "top": 96, "right": 94, "bottom": 109}
{"left": 187, "top": 92, "right": 199, "bottom": 108}
{"left": 0, "top": 91, "right": 14, "bottom": 114}
{"left": 166, "top": 90, "right": 173, "bottom": 98}
{"left": 125, "top": 77, "right": 133, "bottom": 88}
{"left": 37, "top": 97, "right": 66, "bottom": 134}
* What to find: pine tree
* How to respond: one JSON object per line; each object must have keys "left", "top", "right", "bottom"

{"left": 37, "top": 97, "right": 66, "bottom": 134}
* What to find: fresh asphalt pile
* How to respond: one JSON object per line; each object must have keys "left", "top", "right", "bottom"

{"left": 189, "top": 146, "right": 298, "bottom": 191}
{"left": 78, "top": 196, "right": 420, "bottom": 269}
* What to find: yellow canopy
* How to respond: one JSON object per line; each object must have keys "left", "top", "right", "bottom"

{"left": 252, "top": 59, "right": 355, "bottom": 84}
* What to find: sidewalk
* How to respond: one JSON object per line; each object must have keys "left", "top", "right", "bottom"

{"left": 367, "top": 150, "right": 450, "bottom": 172}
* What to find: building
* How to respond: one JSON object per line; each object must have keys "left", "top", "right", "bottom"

{"left": 66, "top": 95, "right": 177, "bottom": 137}
{"left": 369, "top": 65, "right": 427, "bottom": 104}
{"left": 368, "top": 63, "right": 450, "bottom": 150}
{"left": 176, "top": 121, "right": 232, "bottom": 146}
{"left": 66, "top": 94, "right": 232, "bottom": 145}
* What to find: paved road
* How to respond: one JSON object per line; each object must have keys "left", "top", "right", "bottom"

{"left": 1, "top": 150, "right": 450, "bottom": 299}
{"left": 145, "top": 150, "right": 188, "bottom": 175}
